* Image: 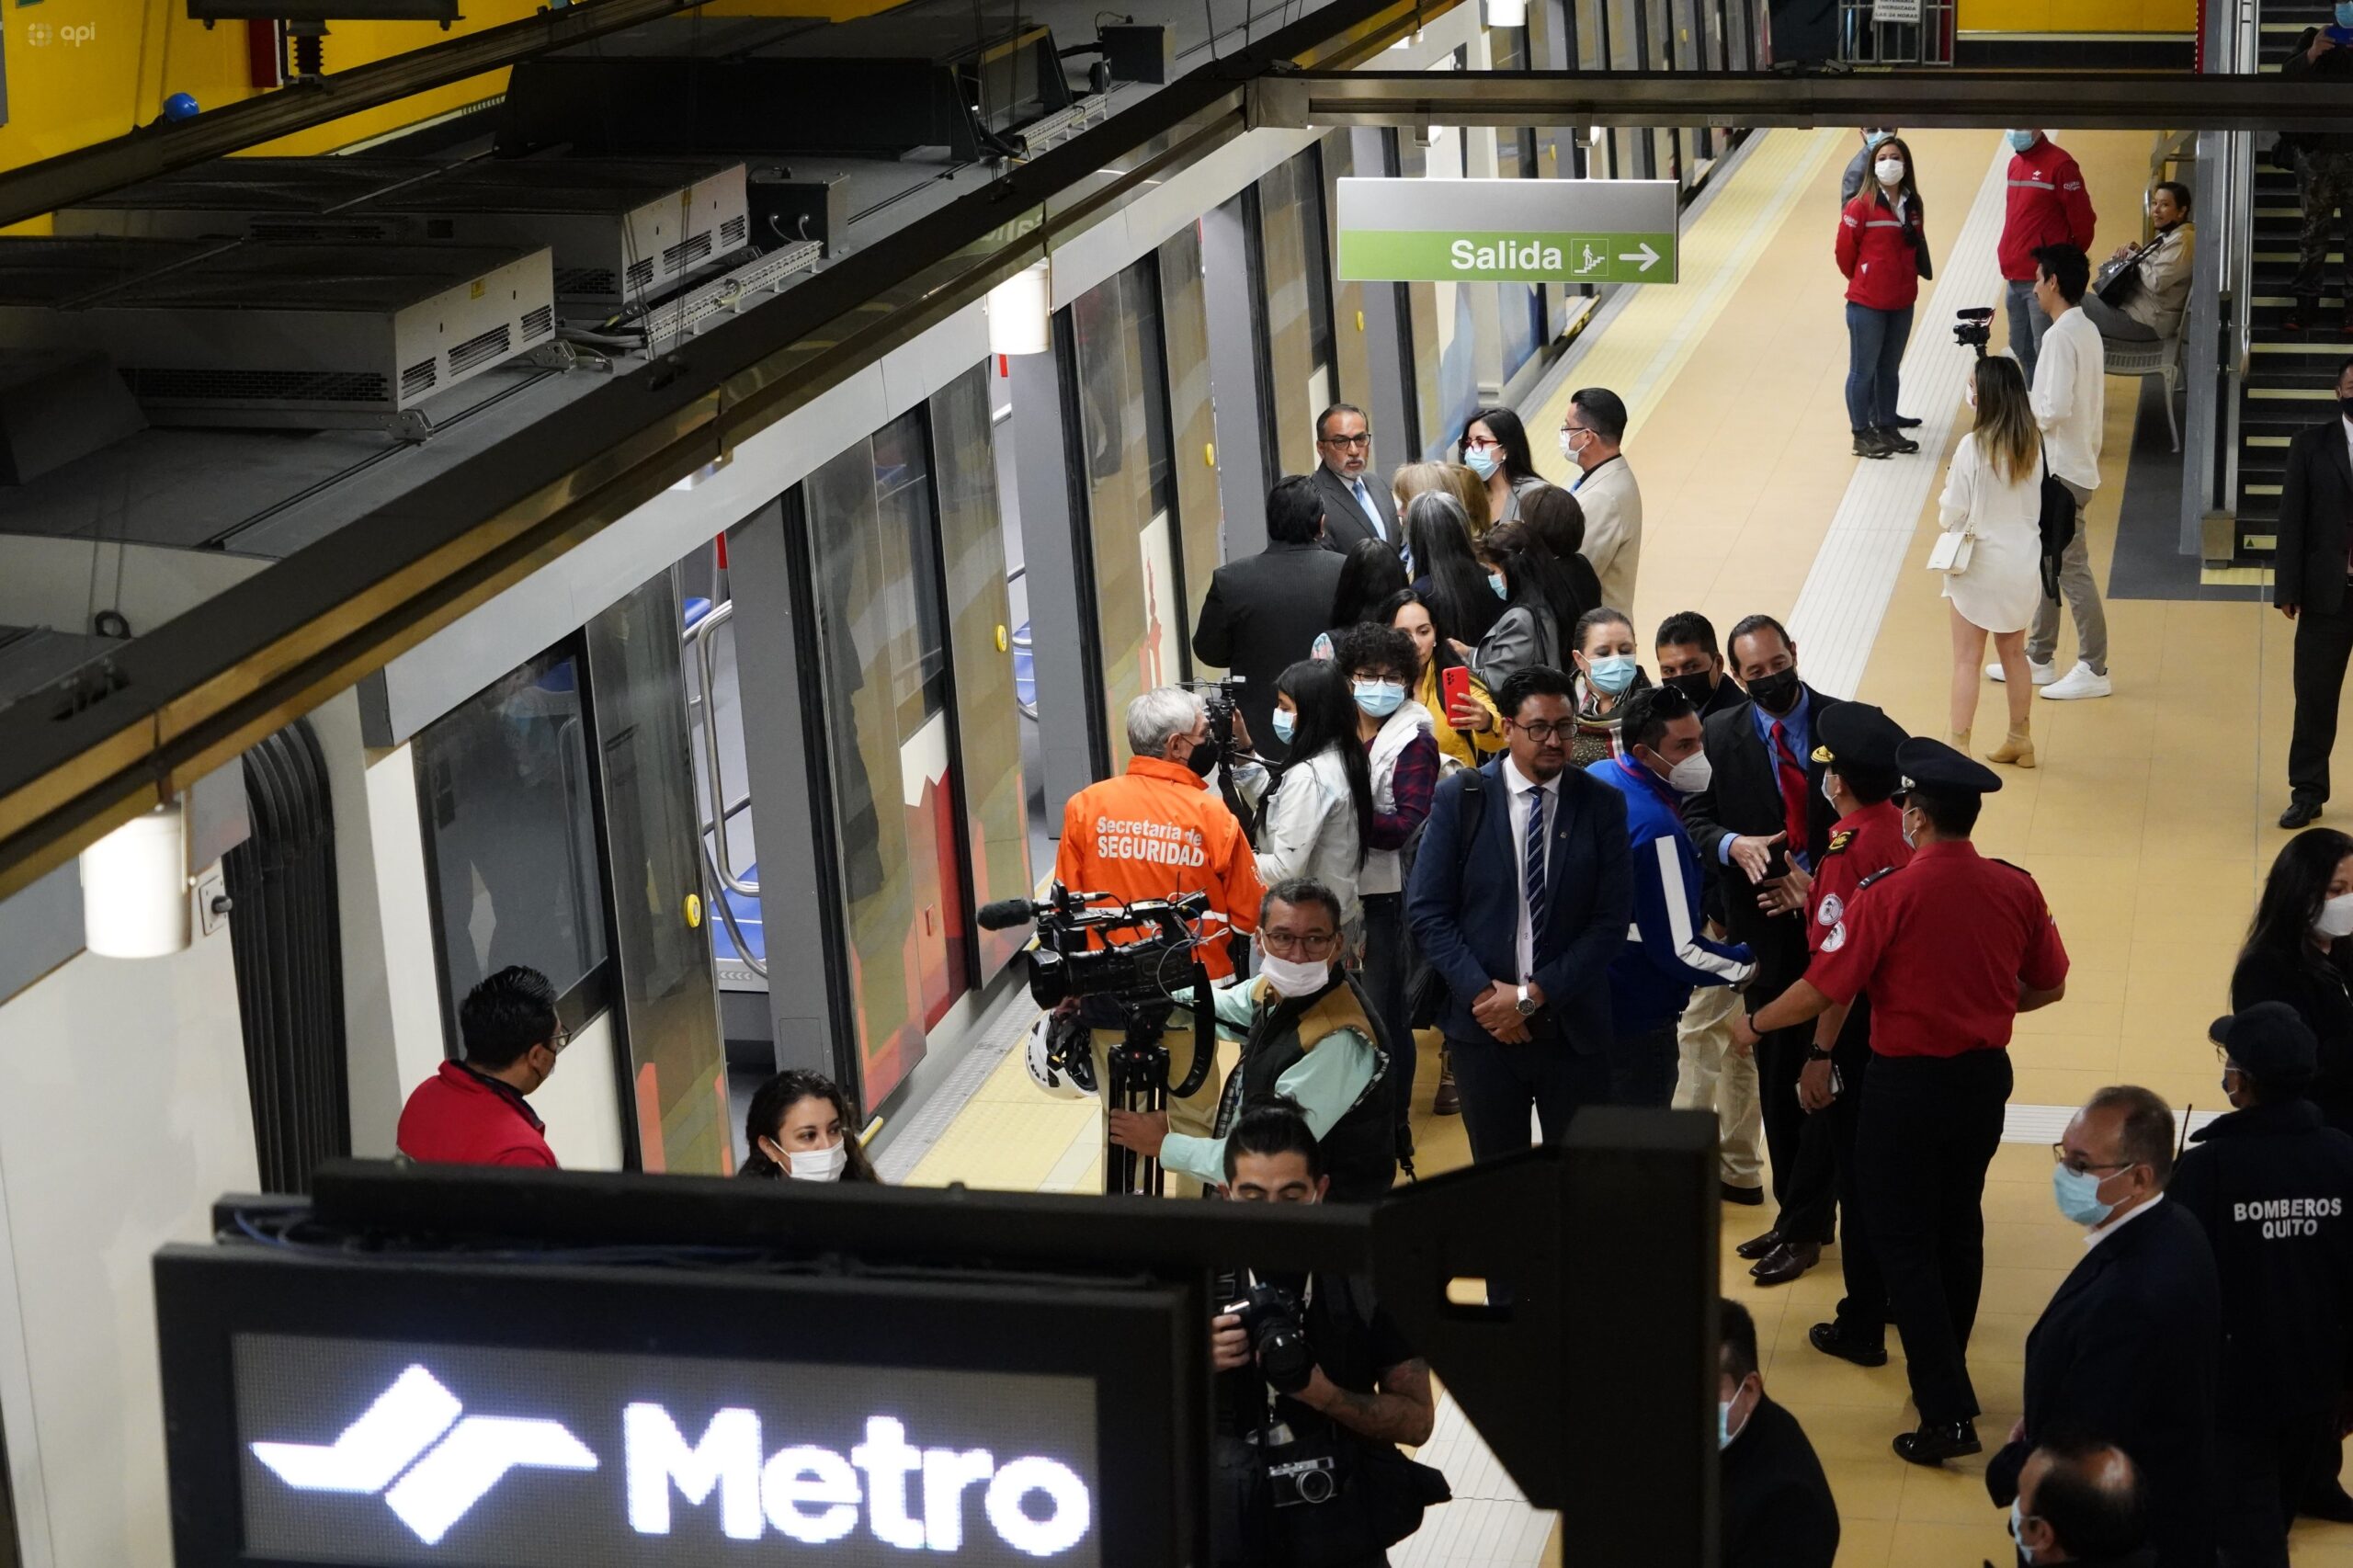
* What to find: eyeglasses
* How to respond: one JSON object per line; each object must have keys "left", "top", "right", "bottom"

{"left": 1320, "top": 432, "right": 1371, "bottom": 449}
{"left": 1462, "top": 435, "right": 1502, "bottom": 450}
{"left": 546, "top": 1028, "right": 571, "bottom": 1055}
{"left": 1262, "top": 929, "right": 1339, "bottom": 959}
{"left": 1560, "top": 424, "right": 1593, "bottom": 437}
{"left": 1508, "top": 719, "right": 1575, "bottom": 742}
{"left": 2049, "top": 1143, "right": 2132, "bottom": 1176}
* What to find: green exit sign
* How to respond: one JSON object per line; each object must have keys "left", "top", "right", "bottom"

{"left": 1335, "top": 177, "right": 1681, "bottom": 287}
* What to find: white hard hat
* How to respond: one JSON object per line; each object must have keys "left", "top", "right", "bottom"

{"left": 1025, "top": 1013, "right": 1091, "bottom": 1100}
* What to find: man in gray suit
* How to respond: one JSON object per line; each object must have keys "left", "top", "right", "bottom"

{"left": 1311, "top": 403, "right": 1400, "bottom": 555}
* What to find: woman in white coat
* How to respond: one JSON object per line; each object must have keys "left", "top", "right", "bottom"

{"left": 1938, "top": 355, "right": 2046, "bottom": 767}
{"left": 1248, "top": 658, "right": 1375, "bottom": 943}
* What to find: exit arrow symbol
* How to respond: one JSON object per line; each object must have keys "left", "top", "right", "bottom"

{"left": 1617, "top": 242, "right": 1661, "bottom": 273}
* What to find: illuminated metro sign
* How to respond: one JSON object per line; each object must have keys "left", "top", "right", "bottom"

{"left": 1335, "top": 176, "right": 1681, "bottom": 286}
{"left": 232, "top": 1335, "right": 1104, "bottom": 1566}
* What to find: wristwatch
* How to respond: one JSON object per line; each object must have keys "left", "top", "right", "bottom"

{"left": 1515, "top": 983, "right": 1539, "bottom": 1017}
{"left": 1803, "top": 1045, "right": 1835, "bottom": 1062}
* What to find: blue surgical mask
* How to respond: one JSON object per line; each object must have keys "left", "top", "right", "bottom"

{"left": 1864, "top": 129, "right": 1893, "bottom": 149}
{"left": 1586, "top": 654, "right": 1638, "bottom": 696}
{"left": 2337, "top": 2, "right": 2353, "bottom": 27}
{"left": 1717, "top": 1401, "right": 1734, "bottom": 1450}
{"left": 1271, "top": 709, "right": 1296, "bottom": 744}
{"left": 1488, "top": 572, "right": 1508, "bottom": 599}
{"left": 2006, "top": 129, "right": 2038, "bottom": 153}
{"left": 2052, "top": 1163, "right": 2116, "bottom": 1228}
{"left": 1353, "top": 679, "right": 1406, "bottom": 718}
{"left": 1463, "top": 447, "right": 1499, "bottom": 479}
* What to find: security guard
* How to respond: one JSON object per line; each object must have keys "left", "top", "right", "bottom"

{"left": 1733, "top": 738, "right": 2069, "bottom": 1465}
{"left": 2171, "top": 1002, "right": 2353, "bottom": 1567}
{"left": 1748, "top": 706, "right": 1913, "bottom": 1333}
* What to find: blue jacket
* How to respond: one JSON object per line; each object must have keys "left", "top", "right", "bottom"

{"left": 1587, "top": 756, "right": 1754, "bottom": 1035}
{"left": 1405, "top": 757, "right": 1631, "bottom": 1051}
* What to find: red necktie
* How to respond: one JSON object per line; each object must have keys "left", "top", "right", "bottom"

{"left": 1770, "top": 721, "right": 1808, "bottom": 860}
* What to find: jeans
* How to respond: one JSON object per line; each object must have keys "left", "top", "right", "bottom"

{"left": 1843, "top": 301, "right": 1912, "bottom": 431}
{"left": 2025, "top": 480, "right": 2108, "bottom": 676}
{"left": 2006, "top": 277, "right": 2053, "bottom": 387}
{"left": 1606, "top": 1021, "right": 1680, "bottom": 1108}
{"left": 2079, "top": 291, "right": 2159, "bottom": 343}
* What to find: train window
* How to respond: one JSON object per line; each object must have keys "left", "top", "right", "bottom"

{"left": 414, "top": 643, "right": 614, "bottom": 1046}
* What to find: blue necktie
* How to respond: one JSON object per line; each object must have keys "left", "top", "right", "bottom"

{"left": 1523, "top": 785, "right": 1549, "bottom": 953}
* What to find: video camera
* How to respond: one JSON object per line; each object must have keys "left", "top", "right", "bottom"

{"left": 1954, "top": 305, "right": 1995, "bottom": 356}
{"left": 978, "top": 883, "right": 1211, "bottom": 1009}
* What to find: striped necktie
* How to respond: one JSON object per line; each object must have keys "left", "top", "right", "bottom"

{"left": 1523, "top": 783, "right": 1549, "bottom": 960}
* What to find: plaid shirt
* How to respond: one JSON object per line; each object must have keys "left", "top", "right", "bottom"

{"left": 1365, "top": 730, "right": 1439, "bottom": 852}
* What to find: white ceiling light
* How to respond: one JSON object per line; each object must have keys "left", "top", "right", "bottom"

{"left": 81, "top": 801, "right": 190, "bottom": 960}
{"left": 1487, "top": 0, "right": 1527, "bottom": 26}
{"left": 986, "top": 261, "right": 1053, "bottom": 357}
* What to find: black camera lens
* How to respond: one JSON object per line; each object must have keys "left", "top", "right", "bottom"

{"left": 1294, "top": 1467, "right": 1336, "bottom": 1505}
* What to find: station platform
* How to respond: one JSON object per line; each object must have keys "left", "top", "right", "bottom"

{"left": 892, "top": 125, "right": 2353, "bottom": 1566}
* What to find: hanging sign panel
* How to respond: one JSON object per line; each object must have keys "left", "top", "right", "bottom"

{"left": 1335, "top": 176, "right": 1680, "bottom": 286}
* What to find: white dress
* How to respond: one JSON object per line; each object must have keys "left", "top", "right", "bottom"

{"left": 1935, "top": 432, "right": 2045, "bottom": 635}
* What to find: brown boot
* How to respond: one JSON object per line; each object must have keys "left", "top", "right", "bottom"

{"left": 1984, "top": 722, "right": 2036, "bottom": 768}
{"left": 1433, "top": 1049, "right": 1461, "bottom": 1116}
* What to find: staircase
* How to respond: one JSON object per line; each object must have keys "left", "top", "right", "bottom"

{"left": 2234, "top": 0, "right": 2349, "bottom": 561}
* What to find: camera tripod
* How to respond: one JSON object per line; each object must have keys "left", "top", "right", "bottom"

{"left": 1101, "top": 958, "right": 1218, "bottom": 1197}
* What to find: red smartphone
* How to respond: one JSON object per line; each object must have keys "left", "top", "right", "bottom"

{"left": 1440, "top": 665, "right": 1472, "bottom": 723}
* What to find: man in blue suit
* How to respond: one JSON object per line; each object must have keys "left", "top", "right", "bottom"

{"left": 1406, "top": 665, "right": 1632, "bottom": 1159}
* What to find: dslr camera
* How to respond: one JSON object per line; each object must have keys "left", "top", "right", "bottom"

{"left": 1223, "top": 1280, "right": 1315, "bottom": 1394}
{"left": 1954, "top": 305, "right": 1995, "bottom": 356}
{"left": 977, "top": 883, "right": 1211, "bottom": 1008}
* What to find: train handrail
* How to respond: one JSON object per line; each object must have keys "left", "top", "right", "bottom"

{"left": 685, "top": 600, "right": 758, "bottom": 900}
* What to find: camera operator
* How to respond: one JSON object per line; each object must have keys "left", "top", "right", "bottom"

{"left": 1210, "top": 1097, "right": 1445, "bottom": 1568}
{"left": 1108, "top": 878, "right": 1396, "bottom": 1201}
{"left": 1057, "top": 686, "right": 1267, "bottom": 1196}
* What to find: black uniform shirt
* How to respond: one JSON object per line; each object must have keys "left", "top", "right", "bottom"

{"left": 2170, "top": 1096, "right": 2353, "bottom": 1421}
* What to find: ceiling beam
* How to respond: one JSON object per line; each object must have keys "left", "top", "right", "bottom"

{"left": 1248, "top": 69, "right": 2342, "bottom": 133}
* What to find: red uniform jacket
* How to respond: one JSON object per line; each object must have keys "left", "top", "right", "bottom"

{"left": 1997, "top": 138, "right": 2097, "bottom": 282}
{"left": 1836, "top": 188, "right": 1927, "bottom": 312}
{"left": 396, "top": 1060, "right": 558, "bottom": 1167}
{"left": 1804, "top": 800, "right": 1912, "bottom": 957}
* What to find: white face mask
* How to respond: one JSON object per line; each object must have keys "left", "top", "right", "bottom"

{"left": 787, "top": 1142, "right": 847, "bottom": 1182}
{"left": 1666, "top": 752, "right": 1712, "bottom": 794}
{"left": 1259, "top": 951, "right": 1335, "bottom": 998}
{"left": 1821, "top": 772, "right": 1840, "bottom": 809}
{"left": 2319, "top": 892, "right": 2353, "bottom": 939}
{"left": 1557, "top": 427, "right": 1578, "bottom": 462}
{"left": 1874, "top": 157, "right": 1905, "bottom": 186}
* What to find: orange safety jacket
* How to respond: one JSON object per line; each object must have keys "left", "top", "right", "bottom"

{"left": 1053, "top": 756, "right": 1265, "bottom": 979}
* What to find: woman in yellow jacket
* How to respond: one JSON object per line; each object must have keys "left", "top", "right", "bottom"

{"left": 1378, "top": 588, "right": 1504, "bottom": 769}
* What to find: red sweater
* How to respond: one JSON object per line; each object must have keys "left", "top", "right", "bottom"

{"left": 1836, "top": 189, "right": 1926, "bottom": 311}
{"left": 1996, "top": 138, "right": 2096, "bottom": 281}
{"left": 396, "top": 1060, "right": 558, "bottom": 1167}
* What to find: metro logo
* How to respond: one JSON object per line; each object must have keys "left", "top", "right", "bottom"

{"left": 625, "top": 1405, "right": 1092, "bottom": 1557}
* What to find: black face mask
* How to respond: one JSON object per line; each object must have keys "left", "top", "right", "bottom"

{"left": 1665, "top": 670, "right": 1718, "bottom": 706}
{"left": 2339, "top": 395, "right": 2353, "bottom": 423}
{"left": 1745, "top": 667, "right": 1802, "bottom": 716}
{"left": 1182, "top": 735, "right": 1220, "bottom": 778}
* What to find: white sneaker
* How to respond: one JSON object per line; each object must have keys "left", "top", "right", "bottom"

{"left": 2039, "top": 662, "right": 2112, "bottom": 700}
{"left": 1988, "top": 659, "right": 2055, "bottom": 686}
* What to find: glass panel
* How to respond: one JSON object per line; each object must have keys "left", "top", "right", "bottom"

{"left": 1400, "top": 120, "right": 1481, "bottom": 461}
{"left": 1495, "top": 127, "right": 1545, "bottom": 381}
{"left": 1159, "top": 222, "right": 1225, "bottom": 653}
{"left": 584, "top": 572, "right": 729, "bottom": 1175}
{"left": 415, "top": 644, "right": 609, "bottom": 1034}
{"left": 801, "top": 407, "right": 957, "bottom": 1107}
{"left": 1256, "top": 149, "right": 1337, "bottom": 474}
{"left": 1070, "top": 257, "right": 1182, "bottom": 765}
{"left": 930, "top": 360, "right": 1033, "bottom": 981}
{"left": 1320, "top": 132, "right": 1370, "bottom": 418}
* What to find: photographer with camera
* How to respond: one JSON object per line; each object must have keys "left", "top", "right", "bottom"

{"left": 1109, "top": 878, "right": 1395, "bottom": 1201}
{"left": 1054, "top": 686, "right": 1267, "bottom": 1196}
{"left": 1209, "top": 1096, "right": 1445, "bottom": 1568}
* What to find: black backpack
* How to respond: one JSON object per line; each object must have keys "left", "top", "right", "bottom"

{"left": 2037, "top": 449, "right": 2076, "bottom": 600}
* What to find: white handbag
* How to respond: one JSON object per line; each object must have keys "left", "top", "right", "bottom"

{"left": 1927, "top": 526, "right": 1974, "bottom": 574}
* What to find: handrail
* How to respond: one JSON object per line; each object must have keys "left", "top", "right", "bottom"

{"left": 699, "top": 838, "right": 767, "bottom": 979}
{"left": 685, "top": 601, "right": 758, "bottom": 900}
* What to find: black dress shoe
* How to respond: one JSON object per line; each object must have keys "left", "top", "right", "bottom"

{"left": 1721, "top": 1182, "right": 1765, "bottom": 1207}
{"left": 2282, "top": 799, "right": 2324, "bottom": 830}
{"left": 1734, "top": 1228, "right": 1782, "bottom": 1261}
{"left": 1750, "top": 1242, "right": 1820, "bottom": 1286}
{"left": 1893, "top": 415, "right": 1923, "bottom": 428}
{"left": 1808, "top": 1321, "right": 1888, "bottom": 1367}
{"left": 2301, "top": 1483, "right": 2353, "bottom": 1524}
{"left": 1893, "top": 1421, "right": 1982, "bottom": 1467}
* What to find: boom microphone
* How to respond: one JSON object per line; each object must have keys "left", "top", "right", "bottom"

{"left": 977, "top": 897, "right": 1040, "bottom": 930}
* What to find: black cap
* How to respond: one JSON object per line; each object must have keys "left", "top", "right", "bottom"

{"left": 2211, "top": 1001, "right": 2319, "bottom": 1090}
{"left": 1811, "top": 702, "right": 1908, "bottom": 773}
{"left": 1894, "top": 736, "right": 2003, "bottom": 796}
